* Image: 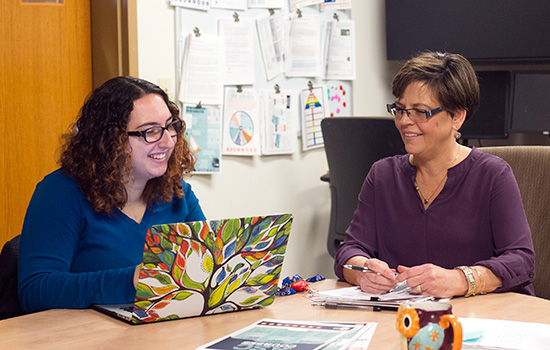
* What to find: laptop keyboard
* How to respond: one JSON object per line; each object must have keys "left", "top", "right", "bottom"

{"left": 121, "top": 305, "right": 135, "bottom": 312}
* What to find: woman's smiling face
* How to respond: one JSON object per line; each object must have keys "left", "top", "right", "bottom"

{"left": 394, "top": 81, "right": 455, "bottom": 158}
{"left": 126, "top": 93, "right": 176, "bottom": 187}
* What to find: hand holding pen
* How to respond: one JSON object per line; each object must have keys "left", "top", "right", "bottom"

{"left": 343, "top": 259, "right": 398, "bottom": 294}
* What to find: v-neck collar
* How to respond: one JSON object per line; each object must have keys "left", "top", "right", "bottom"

{"left": 115, "top": 205, "right": 153, "bottom": 227}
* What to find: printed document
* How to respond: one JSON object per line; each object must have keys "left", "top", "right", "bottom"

{"left": 285, "top": 14, "right": 322, "bottom": 78}
{"left": 196, "top": 319, "right": 375, "bottom": 350}
{"left": 248, "top": 0, "right": 284, "bottom": 8}
{"left": 321, "top": 0, "right": 352, "bottom": 11}
{"left": 261, "top": 89, "right": 299, "bottom": 155}
{"left": 179, "top": 33, "right": 224, "bottom": 105}
{"left": 461, "top": 318, "right": 550, "bottom": 350}
{"left": 322, "top": 19, "right": 356, "bottom": 80}
{"left": 222, "top": 87, "right": 261, "bottom": 156}
{"left": 301, "top": 84, "right": 329, "bottom": 151}
{"left": 183, "top": 105, "right": 222, "bottom": 174}
{"left": 211, "top": 0, "right": 246, "bottom": 11}
{"left": 289, "top": 0, "right": 323, "bottom": 11}
{"left": 256, "top": 12, "right": 286, "bottom": 81}
{"left": 218, "top": 18, "right": 255, "bottom": 85}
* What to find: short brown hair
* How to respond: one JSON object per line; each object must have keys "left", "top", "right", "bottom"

{"left": 392, "top": 51, "right": 480, "bottom": 122}
{"left": 59, "top": 76, "right": 195, "bottom": 214}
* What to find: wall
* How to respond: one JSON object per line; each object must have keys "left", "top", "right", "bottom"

{"left": 134, "top": 0, "right": 397, "bottom": 280}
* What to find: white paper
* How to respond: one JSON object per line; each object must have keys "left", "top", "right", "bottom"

{"left": 261, "top": 89, "right": 299, "bottom": 155}
{"left": 321, "top": 0, "right": 352, "bottom": 11}
{"left": 460, "top": 317, "right": 550, "bottom": 350}
{"left": 256, "top": 12, "right": 286, "bottom": 81}
{"left": 315, "top": 284, "right": 425, "bottom": 302}
{"left": 222, "top": 87, "right": 261, "bottom": 155}
{"left": 247, "top": 0, "right": 284, "bottom": 8}
{"left": 300, "top": 84, "right": 329, "bottom": 151}
{"left": 179, "top": 33, "right": 224, "bottom": 105}
{"left": 289, "top": 0, "right": 324, "bottom": 11}
{"left": 346, "top": 323, "right": 377, "bottom": 350}
{"left": 211, "top": 0, "right": 246, "bottom": 10}
{"left": 285, "top": 14, "right": 322, "bottom": 78}
{"left": 170, "top": 0, "right": 210, "bottom": 11}
{"left": 327, "top": 83, "right": 351, "bottom": 116}
{"left": 218, "top": 18, "right": 255, "bottom": 85}
{"left": 322, "top": 19, "right": 355, "bottom": 80}
{"left": 319, "top": 322, "right": 377, "bottom": 350}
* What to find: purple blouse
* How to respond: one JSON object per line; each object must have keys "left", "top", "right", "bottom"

{"left": 334, "top": 147, "right": 535, "bottom": 295}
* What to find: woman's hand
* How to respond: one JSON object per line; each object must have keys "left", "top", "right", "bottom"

{"left": 133, "top": 265, "right": 141, "bottom": 289}
{"left": 396, "top": 264, "right": 467, "bottom": 298}
{"left": 343, "top": 257, "right": 397, "bottom": 294}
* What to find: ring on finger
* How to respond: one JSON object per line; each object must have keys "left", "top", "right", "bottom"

{"left": 416, "top": 285, "right": 422, "bottom": 294}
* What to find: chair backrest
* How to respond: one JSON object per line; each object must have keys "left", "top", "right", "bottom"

{"left": 479, "top": 146, "right": 550, "bottom": 299}
{"left": 321, "top": 117, "right": 405, "bottom": 257}
{"left": 0, "top": 234, "right": 24, "bottom": 319}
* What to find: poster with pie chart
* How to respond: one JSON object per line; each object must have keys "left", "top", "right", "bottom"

{"left": 222, "top": 87, "right": 260, "bottom": 155}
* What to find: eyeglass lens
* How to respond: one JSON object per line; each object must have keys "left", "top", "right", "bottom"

{"left": 144, "top": 120, "right": 183, "bottom": 143}
{"left": 386, "top": 104, "right": 435, "bottom": 123}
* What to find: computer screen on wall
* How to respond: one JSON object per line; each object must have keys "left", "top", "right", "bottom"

{"left": 460, "top": 71, "right": 510, "bottom": 140}
{"left": 510, "top": 72, "right": 550, "bottom": 134}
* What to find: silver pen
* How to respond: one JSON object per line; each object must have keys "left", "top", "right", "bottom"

{"left": 343, "top": 264, "right": 377, "bottom": 273}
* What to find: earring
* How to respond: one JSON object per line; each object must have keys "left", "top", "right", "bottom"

{"left": 455, "top": 131, "right": 462, "bottom": 139}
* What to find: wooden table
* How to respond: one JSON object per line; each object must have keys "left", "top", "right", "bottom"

{"left": 2, "top": 279, "right": 549, "bottom": 349}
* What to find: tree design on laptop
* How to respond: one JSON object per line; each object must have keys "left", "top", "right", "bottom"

{"left": 132, "top": 214, "right": 292, "bottom": 323}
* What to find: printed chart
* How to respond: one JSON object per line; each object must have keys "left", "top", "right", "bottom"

{"left": 229, "top": 111, "right": 254, "bottom": 146}
{"left": 301, "top": 85, "right": 329, "bottom": 151}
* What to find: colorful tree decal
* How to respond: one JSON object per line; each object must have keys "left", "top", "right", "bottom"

{"left": 131, "top": 214, "right": 292, "bottom": 323}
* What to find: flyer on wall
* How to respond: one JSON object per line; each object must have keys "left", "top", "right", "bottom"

{"left": 183, "top": 104, "right": 222, "bottom": 173}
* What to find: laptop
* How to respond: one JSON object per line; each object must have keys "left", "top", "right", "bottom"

{"left": 92, "top": 213, "right": 293, "bottom": 324}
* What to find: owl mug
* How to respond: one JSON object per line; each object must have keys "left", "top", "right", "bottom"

{"left": 396, "top": 301, "right": 462, "bottom": 350}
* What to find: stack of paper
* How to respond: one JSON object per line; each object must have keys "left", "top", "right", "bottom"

{"left": 196, "top": 318, "right": 377, "bottom": 350}
{"left": 311, "top": 282, "right": 435, "bottom": 311}
{"left": 461, "top": 318, "right": 550, "bottom": 350}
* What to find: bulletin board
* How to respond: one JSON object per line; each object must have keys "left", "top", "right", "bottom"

{"left": 173, "top": 2, "right": 353, "bottom": 170}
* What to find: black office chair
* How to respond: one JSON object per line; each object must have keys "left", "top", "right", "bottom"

{"left": 321, "top": 117, "right": 406, "bottom": 257}
{"left": 0, "top": 234, "right": 24, "bottom": 320}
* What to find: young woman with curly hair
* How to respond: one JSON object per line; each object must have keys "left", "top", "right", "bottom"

{"left": 18, "top": 76, "right": 205, "bottom": 313}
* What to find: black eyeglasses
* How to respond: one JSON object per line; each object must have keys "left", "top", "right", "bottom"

{"left": 386, "top": 103, "right": 445, "bottom": 123}
{"left": 127, "top": 119, "right": 183, "bottom": 143}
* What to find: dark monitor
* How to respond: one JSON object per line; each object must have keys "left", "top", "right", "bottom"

{"left": 460, "top": 71, "right": 510, "bottom": 140}
{"left": 510, "top": 72, "right": 550, "bottom": 134}
{"left": 386, "top": 0, "right": 550, "bottom": 63}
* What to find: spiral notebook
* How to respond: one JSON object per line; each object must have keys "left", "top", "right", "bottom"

{"left": 92, "top": 214, "right": 293, "bottom": 324}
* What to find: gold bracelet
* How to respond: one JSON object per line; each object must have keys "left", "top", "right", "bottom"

{"left": 455, "top": 266, "right": 476, "bottom": 297}
{"left": 471, "top": 266, "right": 486, "bottom": 295}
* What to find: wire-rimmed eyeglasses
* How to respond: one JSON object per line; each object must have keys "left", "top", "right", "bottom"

{"left": 127, "top": 119, "right": 183, "bottom": 143}
{"left": 386, "top": 103, "right": 445, "bottom": 123}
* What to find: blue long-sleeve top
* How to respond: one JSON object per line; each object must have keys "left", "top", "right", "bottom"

{"left": 18, "top": 169, "right": 205, "bottom": 313}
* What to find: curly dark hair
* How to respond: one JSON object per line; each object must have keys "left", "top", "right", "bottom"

{"left": 392, "top": 51, "right": 480, "bottom": 122}
{"left": 59, "top": 76, "right": 195, "bottom": 214}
